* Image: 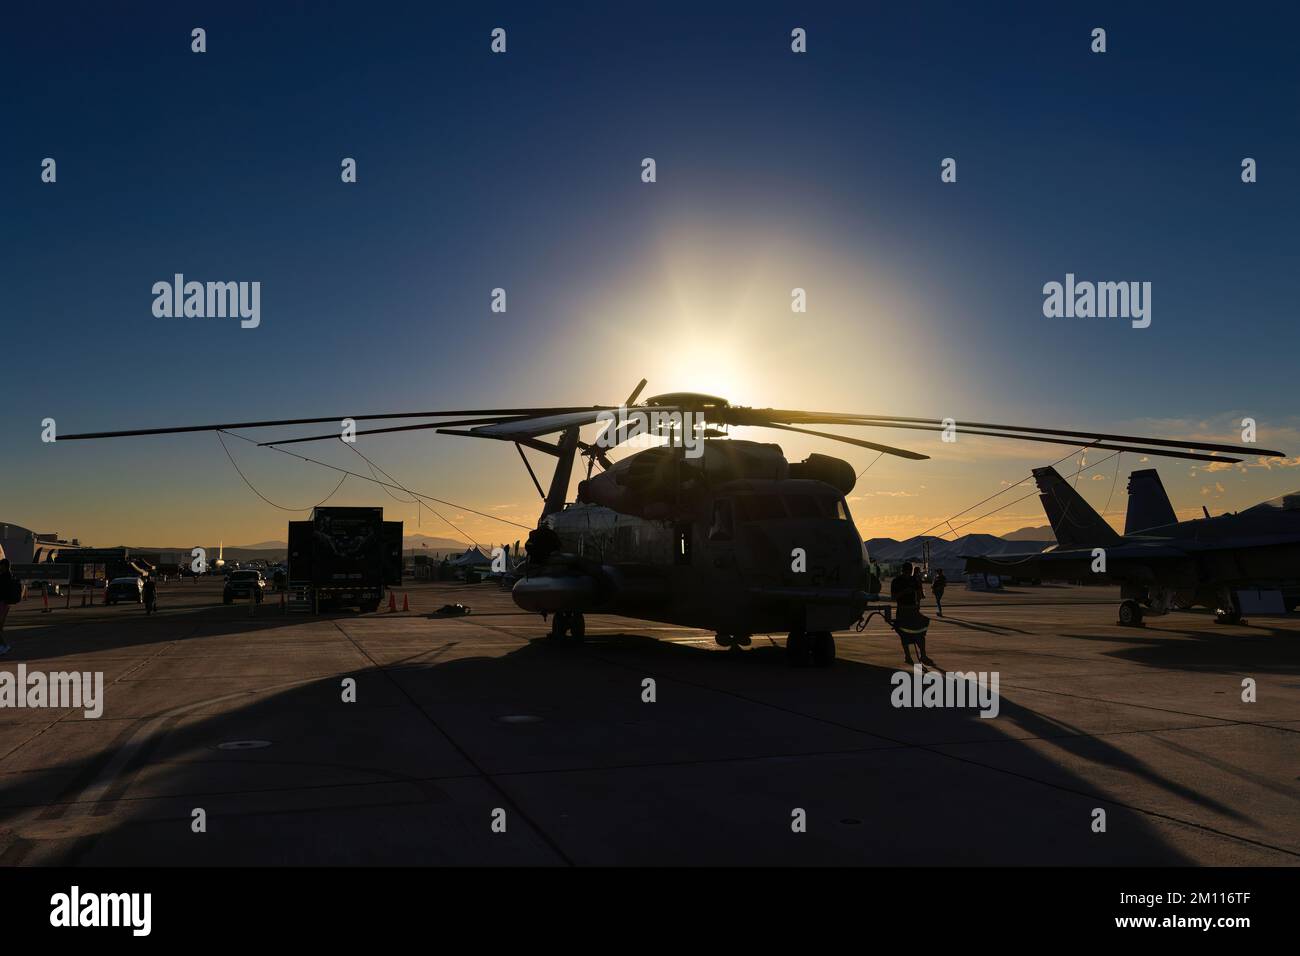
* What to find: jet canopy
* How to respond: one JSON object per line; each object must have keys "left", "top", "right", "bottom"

{"left": 1244, "top": 491, "right": 1300, "bottom": 513}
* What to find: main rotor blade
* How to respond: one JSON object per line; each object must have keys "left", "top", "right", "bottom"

{"left": 760, "top": 423, "right": 930, "bottom": 460}
{"left": 473, "top": 407, "right": 681, "bottom": 440}
{"left": 783, "top": 419, "right": 1241, "bottom": 463}
{"left": 57, "top": 399, "right": 1282, "bottom": 465}
{"left": 439, "top": 430, "right": 563, "bottom": 457}
{"left": 741, "top": 409, "right": 1283, "bottom": 458}
{"left": 57, "top": 407, "right": 614, "bottom": 441}
{"left": 262, "top": 416, "right": 528, "bottom": 446}
{"left": 593, "top": 380, "right": 647, "bottom": 448}
{"left": 623, "top": 378, "right": 648, "bottom": 406}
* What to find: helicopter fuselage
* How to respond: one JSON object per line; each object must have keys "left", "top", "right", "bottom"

{"left": 512, "top": 440, "right": 869, "bottom": 637}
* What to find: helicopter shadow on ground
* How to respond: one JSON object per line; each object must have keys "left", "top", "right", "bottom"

{"left": 0, "top": 603, "right": 400, "bottom": 665}
{"left": 567, "top": 630, "right": 1248, "bottom": 824}
{"left": 0, "top": 616, "right": 1238, "bottom": 865}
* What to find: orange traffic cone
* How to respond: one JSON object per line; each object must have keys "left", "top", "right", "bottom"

{"left": 388, "top": 592, "right": 397, "bottom": 612}
{"left": 42, "top": 589, "right": 50, "bottom": 614}
{"left": 402, "top": 593, "right": 409, "bottom": 612}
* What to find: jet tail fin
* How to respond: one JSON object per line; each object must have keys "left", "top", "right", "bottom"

{"left": 1124, "top": 468, "right": 1177, "bottom": 534}
{"left": 1032, "top": 466, "right": 1121, "bottom": 548}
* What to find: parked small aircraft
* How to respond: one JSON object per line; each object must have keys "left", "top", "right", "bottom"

{"left": 965, "top": 466, "right": 1300, "bottom": 625}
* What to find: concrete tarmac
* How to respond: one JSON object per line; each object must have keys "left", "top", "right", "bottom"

{"left": 1, "top": 579, "right": 1296, "bottom": 865}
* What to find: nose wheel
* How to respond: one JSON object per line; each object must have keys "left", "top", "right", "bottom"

{"left": 1215, "top": 592, "right": 1244, "bottom": 625}
{"left": 547, "top": 611, "right": 586, "bottom": 642}
{"left": 1118, "top": 600, "right": 1145, "bottom": 627}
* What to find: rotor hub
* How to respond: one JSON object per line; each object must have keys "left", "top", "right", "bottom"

{"left": 643, "top": 392, "right": 730, "bottom": 412}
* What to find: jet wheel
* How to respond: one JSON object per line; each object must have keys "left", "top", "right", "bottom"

{"left": 1215, "top": 594, "right": 1244, "bottom": 625}
{"left": 1118, "top": 600, "right": 1144, "bottom": 626}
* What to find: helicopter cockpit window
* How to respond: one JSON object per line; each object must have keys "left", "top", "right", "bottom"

{"left": 736, "top": 494, "right": 786, "bottom": 522}
{"left": 708, "top": 500, "right": 734, "bottom": 540}
{"left": 784, "top": 495, "right": 823, "bottom": 519}
{"left": 836, "top": 498, "right": 850, "bottom": 521}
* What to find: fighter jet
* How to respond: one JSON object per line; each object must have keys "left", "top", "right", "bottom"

{"left": 964, "top": 466, "right": 1300, "bottom": 625}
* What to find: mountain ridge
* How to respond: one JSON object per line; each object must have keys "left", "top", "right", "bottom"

{"left": 865, "top": 532, "right": 1054, "bottom": 568}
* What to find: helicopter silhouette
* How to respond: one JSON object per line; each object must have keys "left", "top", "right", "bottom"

{"left": 61, "top": 380, "right": 1282, "bottom": 665}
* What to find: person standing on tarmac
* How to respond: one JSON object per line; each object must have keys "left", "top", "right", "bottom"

{"left": 0, "top": 558, "right": 18, "bottom": 655}
{"left": 890, "top": 562, "right": 934, "bottom": 667}
{"left": 142, "top": 575, "right": 157, "bottom": 615}
{"left": 932, "top": 570, "right": 947, "bottom": 618}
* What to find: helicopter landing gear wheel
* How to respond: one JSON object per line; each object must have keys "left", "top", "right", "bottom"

{"left": 786, "top": 631, "right": 812, "bottom": 667}
{"left": 809, "top": 631, "right": 836, "bottom": 667}
{"left": 1118, "top": 600, "right": 1144, "bottom": 627}
{"left": 548, "top": 611, "right": 586, "bottom": 642}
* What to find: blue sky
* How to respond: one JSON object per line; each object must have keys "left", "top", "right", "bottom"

{"left": 3, "top": 1, "right": 1298, "bottom": 546}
